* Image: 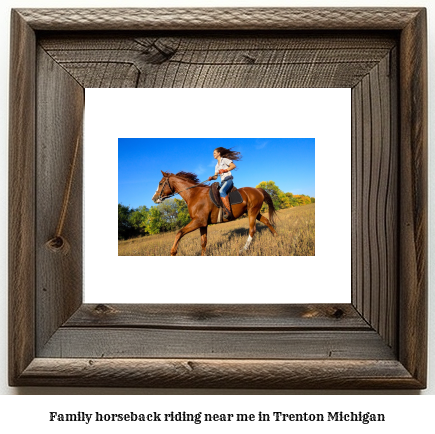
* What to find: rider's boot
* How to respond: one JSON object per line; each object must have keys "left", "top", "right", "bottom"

{"left": 221, "top": 196, "right": 234, "bottom": 221}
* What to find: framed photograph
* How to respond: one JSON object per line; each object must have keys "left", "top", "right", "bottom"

{"left": 85, "top": 87, "right": 349, "bottom": 304}
{"left": 9, "top": 8, "right": 427, "bottom": 388}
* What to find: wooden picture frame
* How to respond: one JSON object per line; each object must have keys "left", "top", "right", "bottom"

{"left": 9, "top": 8, "right": 427, "bottom": 389}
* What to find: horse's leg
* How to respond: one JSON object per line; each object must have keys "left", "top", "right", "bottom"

{"left": 256, "top": 213, "right": 278, "bottom": 236}
{"left": 241, "top": 210, "right": 258, "bottom": 253}
{"left": 170, "top": 219, "right": 204, "bottom": 256}
{"left": 200, "top": 226, "right": 208, "bottom": 256}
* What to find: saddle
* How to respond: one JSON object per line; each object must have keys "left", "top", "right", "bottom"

{"left": 209, "top": 182, "right": 243, "bottom": 223}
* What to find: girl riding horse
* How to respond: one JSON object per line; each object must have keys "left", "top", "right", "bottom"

{"left": 152, "top": 172, "right": 278, "bottom": 256}
{"left": 208, "top": 147, "right": 242, "bottom": 220}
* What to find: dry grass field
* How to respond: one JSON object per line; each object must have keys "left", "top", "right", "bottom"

{"left": 118, "top": 203, "right": 315, "bottom": 256}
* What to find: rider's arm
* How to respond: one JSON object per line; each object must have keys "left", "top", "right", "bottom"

{"left": 219, "top": 163, "right": 236, "bottom": 174}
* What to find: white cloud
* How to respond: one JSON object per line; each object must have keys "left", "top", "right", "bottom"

{"left": 255, "top": 140, "right": 268, "bottom": 149}
{"left": 194, "top": 164, "right": 206, "bottom": 175}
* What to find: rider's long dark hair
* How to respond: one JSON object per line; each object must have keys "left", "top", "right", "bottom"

{"left": 215, "top": 147, "right": 242, "bottom": 161}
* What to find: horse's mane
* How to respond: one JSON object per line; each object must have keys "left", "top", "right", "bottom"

{"left": 172, "top": 171, "right": 201, "bottom": 184}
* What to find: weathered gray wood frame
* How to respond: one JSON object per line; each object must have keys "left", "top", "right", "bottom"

{"left": 9, "top": 8, "right": 427, "bottom": 388}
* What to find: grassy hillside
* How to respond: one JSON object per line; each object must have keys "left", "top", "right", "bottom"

{"left": 118, "top": 203, "right": 315, "bottom": 256}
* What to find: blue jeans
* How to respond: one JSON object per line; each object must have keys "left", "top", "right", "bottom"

{"left": 219, "top": 179, "right": 233, "bottom": 197}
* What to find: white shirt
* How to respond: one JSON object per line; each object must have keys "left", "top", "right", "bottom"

{"left": 215, "top": 158, "right": 233, "bottom": 181}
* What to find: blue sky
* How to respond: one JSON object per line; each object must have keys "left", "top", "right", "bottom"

{"left": 118, "top": 138, "right": 315, "bottom": 209}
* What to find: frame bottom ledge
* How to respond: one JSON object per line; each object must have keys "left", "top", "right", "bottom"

{"left": 12, "top": 357, "right": 424, "bottom": 389}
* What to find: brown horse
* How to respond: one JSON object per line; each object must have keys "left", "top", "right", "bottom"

{"left": 152, "top": 170, "right": 278, "bottom": 256}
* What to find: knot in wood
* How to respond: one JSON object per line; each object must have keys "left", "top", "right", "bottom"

{"left": 332, "top": 308, "right": 345, "bottom": 319}
{"left": 45, "top": 235, "right": 70, "bottom": 255}
{"left": 94, "top": 304, "right": 116, "bottom": 315}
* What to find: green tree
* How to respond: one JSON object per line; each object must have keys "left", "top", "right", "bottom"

{"left": 158, "top": 199, "right": 179, "bottom": 232}
{"left": 285, "top": 192, "right": 297, "bottom": 208}
{"left": 255, "top": 182, "right": 314, "bottom": 212}
{"left": 129, "top": 205, "right": 149, "bottom": 235}
{"left": 174, "top": 198, "right": 191, "bottom": 228}
{"left": 294, "top": 194, "right": 312, "bottom": 206}
{"left": 118, "top": 203, "right": 133, "bottom": 240}
{"left": 279, "top": 192, "right": 292, "bottom": 209}
{"left": 256, "top": 181, "right": 288, "bottom": 211}
{"left": 145, "top": 206, "right": 163, "bottom": 235}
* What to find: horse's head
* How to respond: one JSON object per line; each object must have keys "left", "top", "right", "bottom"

{"left": 152, "top": 170, "right": 174, "bottom": 204}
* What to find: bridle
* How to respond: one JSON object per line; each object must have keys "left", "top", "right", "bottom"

{"left": 157, "top": 176, "right": 175, "bottom": 202}
{"left": 156, "top": 175, "right": 212, "bottom": 203}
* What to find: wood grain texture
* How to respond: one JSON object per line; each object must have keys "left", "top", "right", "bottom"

{"left": 16, "top": 8, "right": 422, "bottom": 31}
{"left": 387, "top": 47, "right": 399, "bottom": 350}
{"left": 35, "top": 48, "right": 84, "bottom": 353}
{"left": 398, "top": 9, "right": 428, "bottom": 386}
{"left": 39, "top": 33, "right": 396, "bottom": 88}
{"left": 17, "top": 358, "right": 420, "bottom": 389}
{"left": 39, "top": 328, "right": 395, "bottom": 360}
{"left": 8, "top": 10, "right": 36, "bottom": 386}
{"left": 8, "top": 8, "right": 427, "bottom": 389}
{"left": 351, "top": 50, "right": 398, "bottom": 351}
{"left": 65, "top": 304, "right": 369, "bottom": 330}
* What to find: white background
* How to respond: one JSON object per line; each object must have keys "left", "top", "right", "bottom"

{"left": 0, "top": 0, "right": 434, "bottom": 422}
{"left": 85, "top": 88, "right": 351, "bottom": 303}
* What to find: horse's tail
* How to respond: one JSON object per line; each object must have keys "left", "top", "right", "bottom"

{"left": 258, "top": 188, "right": 277, "bottom": 226}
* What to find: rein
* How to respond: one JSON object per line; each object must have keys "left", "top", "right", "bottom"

{"left": 157, "top": 176, "right": 212, "bottom": 202}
